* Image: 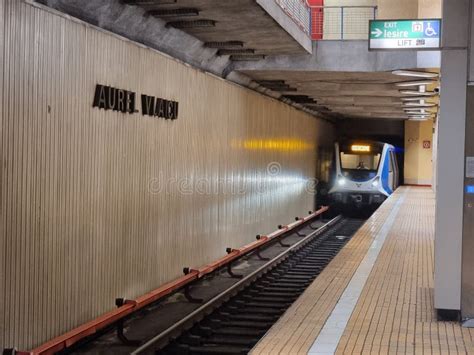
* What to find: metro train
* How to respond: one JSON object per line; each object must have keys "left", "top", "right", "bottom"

{"left": 328, "top": 140, "right": 399, "bottom": 208}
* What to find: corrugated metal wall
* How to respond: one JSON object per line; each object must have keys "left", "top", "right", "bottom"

{"left": 0, "top": 0, "right": 334, "bottom": 349}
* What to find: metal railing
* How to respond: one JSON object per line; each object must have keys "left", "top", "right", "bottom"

{"left": 309, "top": 6, "right": 378, "bottom": 40}
{"left": 275, "top": 0, "right": 311, "bottom": 36}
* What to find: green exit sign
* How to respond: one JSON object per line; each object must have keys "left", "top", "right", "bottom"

{"left": 369, "top": 19, "right": 441, "bottom": 50}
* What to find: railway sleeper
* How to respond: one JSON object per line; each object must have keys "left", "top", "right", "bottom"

{"left": 173, "top": 343, "right": 250, "bottom": 355}
{"left": 202, "top": 335, "right": 259, "bottom": 346}
{"left": 241, "top": 295, "right": 297, "bottom": 303}
{"left": 217, "top": 320, "right": 273, "bottom": 329}
{"left": 209, "top": 327, "right": 267, "bottom": 337}
{"left": 225, "top": 306, "right": 284, "bottom": 316}
{"left": 218, "top": 313, "right": 278, "bottom": 323}
{"left": 254, "top": 284, "right": 307, "bottom": 291}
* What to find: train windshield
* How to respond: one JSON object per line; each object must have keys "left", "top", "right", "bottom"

{"left": 340, "top": 152, "right": 381, "bottom": 171}
{"left": 339, "top": 143, "right": 382, "bottom": 181}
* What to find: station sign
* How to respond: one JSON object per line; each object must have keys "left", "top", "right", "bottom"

{"left": 369, "top": 19, "right": 441, "bottom": 50}
{"left": 92, "top": 84, "right": 179, "bottom": 120}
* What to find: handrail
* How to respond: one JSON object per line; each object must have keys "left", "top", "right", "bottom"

{"left": 9, "top": 206, "right": 328, "bottom": 355}
{"left": 307, "top": 5, "right": 378, "bottom": 9}
{"left": 306, "top": 4, "right": 378, "bottom": 40}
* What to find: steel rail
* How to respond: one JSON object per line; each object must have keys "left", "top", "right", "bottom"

{"left": 132, "top": 215, "right": 343, "bottom": 354}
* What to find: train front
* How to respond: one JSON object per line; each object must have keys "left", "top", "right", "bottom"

{"left": 329, "top": 142, "right": 391, "bottom": 209}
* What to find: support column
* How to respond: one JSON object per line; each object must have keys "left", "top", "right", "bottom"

{"left": 461, "top": 0, "right": 474, "bottom": 325}
{"left": 434, "top": 0, "right": 469, "bottom": 318}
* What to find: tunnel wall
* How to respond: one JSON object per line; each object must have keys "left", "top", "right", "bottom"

{"left": 0, "top": 1, "right": 334, "bottom": 349}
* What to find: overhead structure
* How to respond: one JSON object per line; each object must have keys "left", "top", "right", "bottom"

{"left": 237, "top": 69, "right": 440, "bottom": 121}
{"left": 122, "top": 0, "right": 311, "bottom": 59}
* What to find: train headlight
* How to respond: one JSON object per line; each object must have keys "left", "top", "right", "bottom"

{"left": 372, "top": 178, "right": 380, "bottom": 187}
{"left": 338, "top": 177, "right": 346, "bottom": 186}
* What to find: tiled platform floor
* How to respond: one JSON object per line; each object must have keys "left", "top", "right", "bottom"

{"left": 251, "top": 187, "right": 474, "bottom": 354}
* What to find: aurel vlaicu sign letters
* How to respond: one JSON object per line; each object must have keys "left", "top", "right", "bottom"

{"left": 93, "top": 84, "right": 179, "bottom": 120}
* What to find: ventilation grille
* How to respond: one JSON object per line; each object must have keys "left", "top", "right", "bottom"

{"left": 167, "top": 20, "right": 216, "bottom": 28}
{"left": 217, "top": 48, "right": 255, "bottom": 56}
{"left": 283, "top": 95, "right": 317, "bottom": 104}
{"left": 148, "top": 8, "right": 200, "bottom": 17}
{"left": 205, "top": 41, "right": 244, "bottom": 49}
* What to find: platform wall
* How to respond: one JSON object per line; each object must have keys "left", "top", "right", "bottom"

{"left": 0, "top": 0, "right": 334, "bottom": 349}
{"left": 404, "top": 120, "right": 434, "bottom": 186}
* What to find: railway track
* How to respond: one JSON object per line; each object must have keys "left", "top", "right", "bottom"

{"left": 132, "top": 216, "right": 365, "bottom": 355}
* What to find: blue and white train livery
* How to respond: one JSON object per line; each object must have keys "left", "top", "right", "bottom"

{"left": 329, "top": 141, "right": 399, "bottom": 208}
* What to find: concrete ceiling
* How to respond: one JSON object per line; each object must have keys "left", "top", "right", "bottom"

{"left": 125, "top": 0, "right": 309, "bottom": 58}
{"left": 39, "top": 0, "right": 439, "bottom": 122}
{"left": 237, "top": 70, "right": 440, "bottom": 120}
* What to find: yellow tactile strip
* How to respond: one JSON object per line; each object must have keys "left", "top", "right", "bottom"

{"left": 251, "top": 189, "right": 404, "bottom": 355}
{"left": 336, "top": 188, "right": 474, "bottom": 354}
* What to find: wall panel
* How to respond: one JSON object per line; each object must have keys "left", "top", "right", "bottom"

{"left": 0, "top": 0, "right": 334, "bottom": 349}
{"left": 404, "top": 120, "right": 433, "bottom": 185}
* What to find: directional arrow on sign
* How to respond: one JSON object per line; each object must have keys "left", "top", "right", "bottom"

{"left": 371, "top": 28, "right": 383, "bottom": 37}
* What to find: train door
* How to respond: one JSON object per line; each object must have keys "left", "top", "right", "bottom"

{"left": 388, "top": 150, "right": 398, "bottom": 191}
{"left": 388, "top": 151, "right": 395, "bottom": 192}
{"left": 391, "top": 150, "right": 400, "bottom": 189}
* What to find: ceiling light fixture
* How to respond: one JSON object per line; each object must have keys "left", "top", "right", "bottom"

{"left": 396, "top": 80, "right": 438, "bottom": 87}
{"left": 405, "top": 111, "right": 436, "bottom": 115}
{"left": 407, "top": 113, "right": 433, "bottom": 117}
{"left": 401, "top": 96, "right": 435, "bottom": 101}
{"left": 400, "top": 90, "right": 438, "bottom": 96}
{"left": 404, "top": 109, "right": 429, "bottom": 113}
{"left": 404, "top": 112, "right": 435, "bottom": 116}
{"left": 392, "top": 70, "right": 439, "bottom": 79}
{"left": 403, "top": 102, "right": 437, "bottom": 108}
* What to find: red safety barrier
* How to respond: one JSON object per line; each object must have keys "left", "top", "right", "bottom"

{"left": 13, "top": 206, "right": 328, "bottom": 355}
{"left": 308, "top": 0, "right": 324, "bottom": 40}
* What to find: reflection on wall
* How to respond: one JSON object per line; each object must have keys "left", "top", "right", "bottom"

{"left": 233, "top": 138, "right": 315, "bottom": 152}
{"left": 0, "top": 0, "right": 334, "bottom": 349}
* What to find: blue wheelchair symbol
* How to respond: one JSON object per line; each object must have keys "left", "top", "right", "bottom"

{"left": 425, "top": 22, "right": 437, "bottom": 37}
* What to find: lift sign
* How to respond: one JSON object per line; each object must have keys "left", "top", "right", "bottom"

{"left": 369, "top": 19, "right": 441, "bottom": 50}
